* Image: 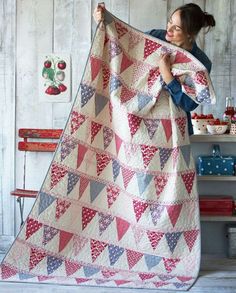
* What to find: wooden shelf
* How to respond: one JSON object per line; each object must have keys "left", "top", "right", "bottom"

{"left": 190, "top": 134, "right": 236, "bottom": 142}
{"left": 201, "top": 216, "right": 236, "bottom": 222}
{"left": 197, "top": 176, "right": 236, "bottom": 181}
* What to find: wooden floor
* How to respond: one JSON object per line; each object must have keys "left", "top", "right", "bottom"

{"left": 0, "top": 254, "right": 236, "bottom": 292}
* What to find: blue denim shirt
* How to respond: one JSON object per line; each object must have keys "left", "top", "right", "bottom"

{"left": 146, "top": 29, "right": 212, "bottom": 135}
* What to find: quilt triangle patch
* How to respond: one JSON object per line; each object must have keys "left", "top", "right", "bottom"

{"left": 112, "top": 159, "right": 121, "bottom": 182}
{"left": 95, "top": 93, "right": 109, "bottom": 116}
{"left": 147, "top": 67, "right": 160, "bottom": 90}
{"left": 1, "top": 264, "right": 18, "bottom": 280}
{"left": 108, "top": 244, "right": 125, "bottom": 266}
{"left": 120, "top": 52, "right": 133, "bottom": 74}
{"left": 174, "top": 51, "right": 192, "bottom": 63}
{"left": 120, "top": 85, "right": 136, "bottom": 104}
{"left": 25, "top": 217, "right": 43, "bottom": 240}
{"left": 140, "top": 144, "right": 158, "bottom": 168}
{"left": 165, "top": 232, "right": 182, "bottom": 253}
{"left": 159, "top": 148, "right": 173, "bottom": 170}
{"left": 90, "top": 239, "right": 108, "bottom": 262}
{"left": 133, "top": 61, "right": 151, "bottom": 83}
{"left": 65, "top": 260, "right": 81, "bottom": 276}
{"left": 55, "top": 198, "right": 71, "bottom": 220}
{"left": 67, "top": 172, "right": 80, "bottom": 195}
{"left": 147, "top": 231, "right": 164, "bottom": 250}
{"left": 161, "top": 119, "right": 172, "bottom": 142}
{"left": 166, "top": 204, "right": 183, "bottom": 227}
{"left": 81, "top": 83, "right": 95, "bottom": 107}
{"left": 98, "top": 212, "right": 114, "bottom": 235}
{"left": 90, "top": 180, "right": 106, "bottom": 202}
{"left": 107, "top": 185, "right": 120, "bottom": 208}
{"left": 60, "top": 135, "right": 77, "bottom": 161}
{"left": 175, "top": 117, "right": 186, "bottom": 138}
{"left": 138, "top": 272, "right": 156, "bottom": 281}
{"left": 132, "top": 226, "right": 145, "bottom": 244}
{"left": 29, "top": 247, "right": 47, "bottom": 271}
{"left": 127, "top": 113, "right": 142, "bottom": 136}
{"left": 144, "top": 38, "right": 161, "bottom": 59}
{"left": 181, "top": 171, "right": 195, "bottom": 195}
{"left": 96, "top": 152, "right": 111, "bottom": 176}
{"left": 116, "top": 217, "right": 130, "bottom": 241}
{"left": 109, "top": 75, "right": 122, "bottom": 93}
{"left": 149, "top": 203, "right": 165, "bottom": 225}
{"left": 47, "top": 256, "right": 63, "bottom": 275}
{"left": 73, "top": 235, "right": 88, "bottom": 256}
{"left": 79, "top": 176, "right": 89, "bottom": 198}
{"left": 59, "top": 230, "right": 74, "bottom": 252}
{"left": 126, "top": 249, "right": 143, "bottom": 269}
{"left": 109, "top": 40, "right": 122, "bottom": 60}
{"left": 77, "top": 143, "right": 88, "bottom": 168}
{"left": 115, "top": 134, "right": 123, "bottom": 154}
{"left": 70, "top": 111, "right": 86, "bottom": 135}
{"left": 183, "top": 229, "right": 199, "bottom": 252}
{"left": 154, "top": 174, "right": 169, "bottom": 197}
{"left": 124, "top": 142, "right": 138, "bottom": 162}
{"left": 82, "top": 207, "right": 97, "bottom": 230}
{"left": 172, "top": 146, "right": 179, "bottom": 169}
{"left": 90, "top": 56, "right": 101, "bottom": 81}
{"left": 143, "top": 118, "right": 160, "bottom": 139}
{"left": 136, "top": 172, "right": 153, "bottom": 194}
{"left": 121, "top": 166, "right": 135, "bottom": 189}
{"left": 163, "top": 257, "right": 180, "bottom": 273}
{"left": 138, "top": 94, "right": 153, "bottom": 111}
{"left": 38, "top": 192, "right": 56, "bottom": 215}
{"left": 103, "top": 126, "right": 114, "bottom": 149}
{"left": 133, "top": 199, "right": 148, "bottom": 222}
{"left": 144, "top": 254, "right": 162, "bottom": 270}
{"left": 180, "top": 145, "right": 191, "bottom": 167}
{"left": 128, "top": 29, "right": 143, "bottom": 51}
{"left": 102, "top": 64, "right": 111, "bottom": 89}
{"left": 43, "top": 225, "right": 59, "bottom": 246}
{"left": 91, "top": 121, "right": 102, "bottom": 143}
{"left": 50, "top": 162, "right": 68, "bottom": 189}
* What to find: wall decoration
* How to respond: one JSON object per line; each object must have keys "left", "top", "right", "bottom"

{"left": 39, "top": 53, "right": 71, "bottom": 102}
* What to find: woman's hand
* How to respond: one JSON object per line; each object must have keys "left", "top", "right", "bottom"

{"left": 159, "top": 53, "right": 174, "bottom": 84}
{"left": 93, "top": 3, "right": 105, "bottom": 24}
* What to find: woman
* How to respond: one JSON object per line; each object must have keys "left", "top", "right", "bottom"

{"left": 93, "top": 3, "right": 216, "bottom": 135}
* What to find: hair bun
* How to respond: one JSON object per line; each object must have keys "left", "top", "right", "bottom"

{"left": 204, "top": 13, "right": 216, "bottom": 28}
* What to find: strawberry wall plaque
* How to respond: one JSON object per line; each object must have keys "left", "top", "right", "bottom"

{"left": 39, "top": 53, "right": 71, "bottom": 102}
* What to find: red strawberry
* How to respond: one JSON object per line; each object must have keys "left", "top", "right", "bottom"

{"left": 58, "top": 84, "right": 67, "bottom": 92}
{"left": 45, "top": 86, "right": 60, "bottom": 95}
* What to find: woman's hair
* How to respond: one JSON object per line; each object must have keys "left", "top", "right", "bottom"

{"left": 173, "top": 3, "right": 216, "bottom": 37}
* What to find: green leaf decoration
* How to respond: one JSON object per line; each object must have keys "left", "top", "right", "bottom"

{"left": 42, "top": 67, "right": 55, "bottom": 81}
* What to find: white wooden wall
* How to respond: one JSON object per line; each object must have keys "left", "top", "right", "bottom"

{"left": 0, "top": 0, "right": 236, "bottom": 252}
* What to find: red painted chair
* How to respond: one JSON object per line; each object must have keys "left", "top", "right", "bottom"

{"left": 11, "top": 128, "right": 63, "bottom": 225}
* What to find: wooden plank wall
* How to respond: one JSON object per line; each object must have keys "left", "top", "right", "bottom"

{"left": 0, "top": 0, "right": 236, "bottom": 243}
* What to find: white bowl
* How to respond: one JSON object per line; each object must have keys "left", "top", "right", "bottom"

{"left": 191, "top": 119, "right": 214, "bottom": 134}
{"left": 206, "top": 124, "right": 227, "bottom": 135}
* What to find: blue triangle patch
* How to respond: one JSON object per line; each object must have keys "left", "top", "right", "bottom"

{"left": 165, "top": 232, "right": 182, "bottom": 253}
{"left": 95, "top": 93, "right": 109, "bottom": 116}
{"left": 98, "top": 212, "right": 114, "bottom": 235}
{"left": 38, "top": 192, "right": 56, "bottom": 215}
{"left": 83, "top": 265, "right": 100, "bottom": 277}
{"left": 138, "top": 94, "right": 152, "bottom": 111}
{"left": 109, "top": 75, "right": 122, "bottom": 93}
{"left": 19, "top": 273, "right": 35, "bottom": 280}
{"left": 144, "top": 254, "right": 162, "bottom": 270}
{"left": 180, "top": 145, "right": 191, "bottom": 167}
{"left": 90, "top": 180, "right": 106, "bottom": 202}
{"left": 47, "top": 256, "right": 63, "bottom": 275}
{"left": 112, "top": 159, "right": 120, "bottom": 181}
{"left": 81, "top": 83, "right": 95, "bottom": 107}
{"left": 108, "top": 244, "right": 125, "bottom": 266}
{"left": 67, "top": 172, "right": 80, "bottom": 195}
{"left": 136, "top": 172, "right": 153, "bottom": 195}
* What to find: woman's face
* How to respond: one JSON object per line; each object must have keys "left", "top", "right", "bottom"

{"left": 165, "top": 10, "right": 189, "bottom": 47}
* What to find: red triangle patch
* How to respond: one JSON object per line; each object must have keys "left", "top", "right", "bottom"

{"left": 107, "top": 185, "right": 120, "bottom": 208}
{"left": 59, "top": 230, "right": 74, "bottom": 252}
{"left": 174, "top": 51, "right": 192, "bottom": 64}
{"left": 163, "top": 257, "right": 180, "bottom": 273}
{"left": 121, "top": 166, "right": 135, "bottom": 189}
{"left": 114, "top": 280, "right": 131, "bottom": 286}
{"left": 76, "top": 278, "right": 90, "bottom": 284}
{"left": 139, "top": 272, "right": 156, "bottom": 281}
{"left": 70, "top": 111, "right": 86, "bottom": 135}
{"left": 120, "top": 85, "right": 136, "bottom": 104}
{"left": 90, "top": 239, "right": 108, "bottom": 262}
{"left": 181, "top": 171, "right": 195, "bottom": 195}
{"left": 133, "top": 199, "right": 148, "bottom": 222}
{"left": 126, "top": 249, "right": 143, "bottom": 269}
{"left": 144, "top": 38, "right": 161, "bottom": 59}
{"left": 120, "top": 53, "right": 133, "bottom": 73}
{"left": 65, "top": 260, "right": 81, "bottom": 276}
{"left": 55, "top": 198, "right": 71, "bottom": 220}
{"left": 115, "top": 21, "right": 128, "bottom": 39}
{"left": 140, "top": 144, "right": 158, "bottom": 168}
{"left": 1, "top": 264, "right": 18, "bottom": 280}
{"left": 102, "top": 269, "right": 117, "bottom": 278}
{"left": 79, "top": 176, "right": 89, "bottom": 198}
{"left": 91, "top": 121, "right": 102, "bottom": 143}
{"left": 73, "top": 235, "right": 88, "bottom": 256}
{"left": 147, "top": 231, "right": 164, "bottom": 250}
{"left": 166, "top": 204, "right": 183, "bottom": 227}
{"left": 29, "top": 247, "right": 47, "bottom": 271}
{"left": 154, "top": 174, "right": 168, "bottom": 197}
{"left": 50, "top": 163, "right": 68, "bottom": 189}
{"left": 183, "top": 229, "right": 199, "bottom": 251}
{"left": 25, "top": 217, "right": 43, "bottom": 240}
{"left": 161, "top": 119, "right": 172, "bottom": 142}
{"left": 82, "top": 207, "right": 97, "bottom": 230}
{"left": 77, "top": 143, "right": 88, "bottom": 168}
{"left": 102, "top": 64, "right": 111, "bottom": 89}
{"left": 115, "top": 134, "right": 123, "bottom": 154}
{"left": 127, "top": 113, "right": 142, "bottom": 136}
{"left": 116, "top": 217, "right": 130, "bottom": 241}
{"left": 148, "top": 67, "right": 160, "bottom": 90}
{"left": 175, "top": 117, "right": 186, "bottom": 138}
{"left": 96, "top": 152, "right": 111, "bottom": 176}
{"left": 90, "top": 56, "right": 101, "bottom": 81}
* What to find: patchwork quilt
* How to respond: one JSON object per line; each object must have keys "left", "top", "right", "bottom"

{"left": 0, "top": 9, "right": 216, "bottom": 291}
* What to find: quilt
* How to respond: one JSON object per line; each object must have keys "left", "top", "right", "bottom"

{"left": 0, "top": 9, "right": 216, "bottom": 291}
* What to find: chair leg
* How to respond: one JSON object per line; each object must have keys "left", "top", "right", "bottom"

{"left": 17, "top": 197, "right": 24, "bottom": 226}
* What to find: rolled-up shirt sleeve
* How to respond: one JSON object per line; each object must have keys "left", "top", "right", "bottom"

{"left": 166, "top": 78, "right": 199, "bottom": 112}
